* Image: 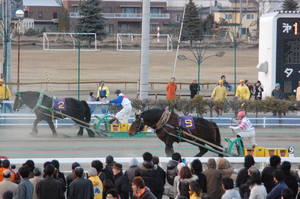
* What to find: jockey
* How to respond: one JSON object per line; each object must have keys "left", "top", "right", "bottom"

{"left": 229, "top": 111, "right": 256, "bottom": 147}
{"left": 108, "top": 90, "right": 132, "bottom": 124}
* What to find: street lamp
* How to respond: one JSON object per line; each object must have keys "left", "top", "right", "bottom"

{"left": 15, "top": 9, "right": 24, "bottom": 92}
{"left": 178, "top": 51, "right": 225, "bottom": 93}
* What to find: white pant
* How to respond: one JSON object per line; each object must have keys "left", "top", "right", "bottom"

{"left": 237, "top": 129, "right": 256, "bottom": 145}
{"left": 115, "top": 105, "right": 132, "bottom": 123}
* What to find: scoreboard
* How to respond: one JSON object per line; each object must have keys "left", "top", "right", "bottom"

{"left": 258, "top": 12, "right": 300, "bottom": 98}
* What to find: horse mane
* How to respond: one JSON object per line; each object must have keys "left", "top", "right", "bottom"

{"left": 141, "top": 108, "right": 165, "bottom": 126}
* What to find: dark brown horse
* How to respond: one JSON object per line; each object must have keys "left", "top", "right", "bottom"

{"left": 128, "top": 108, "right": 223, "bottom": 157}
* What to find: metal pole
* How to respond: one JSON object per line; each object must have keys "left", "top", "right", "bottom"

{"left": 77, "top": 40, "right": 81, "bottom": 100}
{"left": 197, "top": 62, "right": 200, "bottom": 93}
{"left": 239, "top": 0, "right": 242, "bottom": 37}
{"left": 17, "top": 19, "right": 21, "bottom": 92}
{"left": 139, "top": 0, "right": 150, "bottom": 100}
{"left": 233, "top": 38, "right": 237, "bottom": 92}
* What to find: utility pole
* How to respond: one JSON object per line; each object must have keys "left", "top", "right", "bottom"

{"left": 2, "top": 0, "right": 12, "bottom": 84}
{"left": 139, "top": 0, "right": 150, "bottom": 100}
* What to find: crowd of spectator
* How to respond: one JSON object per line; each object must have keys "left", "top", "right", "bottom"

{"left": 0, "top": 153, "right": 299, "bottom": 199}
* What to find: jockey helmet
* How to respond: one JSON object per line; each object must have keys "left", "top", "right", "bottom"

{"left": 237, "top": 111, "right": 246, "bottom": 119}
{"left": 115, "top": 89, "right": 121, "bottom": 95}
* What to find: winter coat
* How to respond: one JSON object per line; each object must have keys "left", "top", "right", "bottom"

{"left": 266, "top": 181, "right": 288, "bottom": 199}
{"left": 36, "top": 176, "right": 65, "bottom": 199}
{"left": 249, "top": 184, "right": 267, "bottom": 199}
{"left": 166, "top": 82, "right": 177, "bottom": 100}
{"left": 211, "top": 85, "right": 227, "bottom": 101}
{"left": 16, "top": 179, "right": 34, "bottom": 199}
{"left": 97, "top": 85, "right": 110, "bottom": 99}
{"left": 0, "top": 85, "right": 11, "bottom": 99}
{"left": 113, "top": 172, "right": 130, "bottom": 199}
{"left": 283, "top": 173, "right": 298, "bottom": 199}
{"left": 236, "top": 168, "right": 251, "bottom": 198}
{"left": 154, "top": 165, "right": 166, "bottom": 199}
{"left": 89, "top": 176, "right": 103, "bottom": 199}
{"left": 203, "top": 168, "right": 223, "bottom": 199}
{"left": 236, "top": 85, "right": 250, "bottom": 100}
{"left": 135, "top": 161, "right": 162, "bottom": 199}
{"left": 261, "top": 166, "right": 277, "bottom": 193}
{"left": 166, "top": 160, "right": 178, "bottom": 186}
{"left": 189, "top": 191, "right": 201, "bottom": 199}
{"left": 0, "top": 180, "right": 18, "bottom": 198}
{"left": 271, "top": 89, "right": 285, "bottom": 100}
{"left": 254, "top": 86, "right": 264, "bottom": 100}
{"left": 176, "top": 175, "right": 198, "bottom": 199}
{"left": 190, "top": 83, "right": 199, "bottom": 99}
{"left": 221, "top": 189, "right": 241, "bottom": 199}
{"left": 68, "top": 177, "right": 94, "bottom": 199}
{"left": 194, "top": 173, "right": 207, "bottom": 193}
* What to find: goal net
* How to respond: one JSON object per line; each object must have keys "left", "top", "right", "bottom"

{"left": 116, "top": 33, "right": 173, "bottom": 51}
{"left": 43, "top": 32, "right": 97, "bottom": 51}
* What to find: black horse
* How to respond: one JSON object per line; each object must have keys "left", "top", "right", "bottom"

{"left": 13, "top": 91, "right": 95, "bottom": 137}
{"left": 128, "top": 108, "right": 223, "bottom": 157}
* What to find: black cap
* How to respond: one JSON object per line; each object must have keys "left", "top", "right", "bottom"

{"left": 113, "top": 163, "right": 122, "bottom": 170}
{"left": 114, "top": 90, "right": 121, "bottom": 95}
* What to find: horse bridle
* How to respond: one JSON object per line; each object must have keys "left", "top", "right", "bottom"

{"left": 136, "top": 115, "right": 145, "bottom": 132}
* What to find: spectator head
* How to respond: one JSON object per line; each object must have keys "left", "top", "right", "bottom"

{"left": 129, "top": 158, "right": 139, "bottom": 167}
{"left": 132, "top": 177, "right": 145, "bottom": 195}
{"left": 74, "top": 167, "right": 84, "bottom": 178}
{"left": 273, "top": 169, "right": 285, "bottom": 183}
{"left": 99, "top": 81, "right": 104, "bottom": 86}
{"left": 106, "top": 155, "right": 114, "bottom": 165}
{"left": 222, "top": 177, "right": 234, "bottom": 190}
{"left": 112, "top": 163, "right": 122, "bottom": 176}
{"left": 89, "top": 92, "right": 94, "bottom": 97}
{"left": 248, "top": 168, "right": 262, "bottom": 186}
{"left": 51, "top": 160, "right": 60, "bottom": 170}
{"left": 218, "top": 80, "right": 224, "bottom": 85}
{"left": 23, "top": 160, "right": 35, "bottom": 172}
{"left": 2, "top": 169, "right": 11, "bottom": 179}
{"left": 281, "top": 188, "right": 293, "bottom": 199}
{"left": 240, "top": 79, "right": 245, "bottom": 85}
{"left": 216, "top": 158, "right": 231, "bottom": 170}
{"left": 2, "top": 160, "right": 10, "bottom": 169}
{"left": 281, "top": 161, "right": 291, "bottom": 174}
{"left": 71, "top": 162, "right": 80, "bottom": 170}
{"left": 177, "top": 163, "right": 185, "bottom": 174}
{"left": 171, "top": 77, "right": 176, "bottom": 82}
{"left": 44, "top": 164, "right": 55, "bottom": 177}
{"left": 207, "top": 158, "right": 216, "bottom": 169}
{"left": 275, "top": 83, "right": 280, "bottom": 89}
{"left": 256, "top": 80, "right": 261, "bottom": 86}
{"left": 221, "top": 75, "right": 226, "bottom": 80}
{"left": 2, "top": 191, "right": 13, "bottom": 199}
{"left": 152, "top": 156, "right": 159, "bottom": 165}
{"left": 270, "top": 155, "right": 281, "bottom": 168}
{"left": 179, "top": 166, "right": 192, "bottom": 179}
{"left": 172, "top": 152, "right": 182, "bottom": 162}
{"left": 244, "top": 155, "right": 255, "bottom": 168}
{"left": 88, "top": 167, "right": 97, "bottom": 177}
{"left": 33, "top": 168, "right": 42, "bottom": 177}
{"left": 248, "top": 166, "right": 259, "bottom": 176}
{"left": 191, "top": 159, "right": 203, "bottom": 174}
{"left": 142, "top": 152, "right": 153, "bottom": 162}
{"left": 192, "top": 79, "right": 197, "bottom": 84}
{"left": 189, "top": 180, "right": 201, "bottom": 196}
{"left": 106, "top": 189, "right": 119, "bottom": 199}
{"left": 18, "top": 165, "right": 31, "bottom": 179}
{"left": 43, "top": 161, "right": 52, "bottom": 169}
{"left": 91, "top": 160, "right": 103, "bottom": 174}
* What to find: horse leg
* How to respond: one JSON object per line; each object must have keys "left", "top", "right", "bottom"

{"left": 77, "top": 127, "right": 84, "bottom": 136}
{"left": 86, "top": 127, "right": 95, "bottom": 137}
{"left": 32, "top": 118, "right": 42, "bottom": 135}
{"left": 46, "top": 119, "right": 57, "bottom": 137}
{"left": 195, "top": 146, "right": 208, "bottom": 157}
{"left": 165, "top": 142, "right": 174, "bottom": 157}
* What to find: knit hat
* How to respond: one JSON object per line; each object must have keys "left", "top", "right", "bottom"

{"left": 72, "top": 162, "right": 80, "bottom": 170}
{"left": 275, "top": 83, "right": 280, "bottom": 87}
{"left": 129, "top": 158, "right": 139, "bottom": 167}
{"left": 88, "top": 167, "right": 97, "bottom": 176}
{"left": 113, "top": 163, "right": 122, "bottom": 170}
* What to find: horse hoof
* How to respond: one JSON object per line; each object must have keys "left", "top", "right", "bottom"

{"left": 30, "top": 132, "right": 37, "bottom": 136}
{"left": 53, "top": 133, "right": 58, "bottom": 137}
{"left": 88, "top": 134, "right": 95, "bottom": 138}
{"left": 77, "top": 134, "right": 83, "bottom": 137}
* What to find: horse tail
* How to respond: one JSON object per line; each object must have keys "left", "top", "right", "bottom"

{"left": 212, "top": 122, "right": 221, "bottom": 146}
{"left": 80, "top": 100, "right": 91, "bottom": 123}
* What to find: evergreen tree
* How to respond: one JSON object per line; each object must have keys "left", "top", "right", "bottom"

{"left": 181, "top": 0, "right": 203, "bottom": 46}
{"left": 58, "top": 7, "right": 70, "bottom": 32}
{"left": 76, "top": 0, "right": 106, "bottom": 45}
{"left": 282, "top": 0, "right": 299, "bottom": 11}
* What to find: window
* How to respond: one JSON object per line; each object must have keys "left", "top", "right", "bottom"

{"left": 246, "top": 14, "right": 254, "bottom": 20}
{"left": 224, "top": 14, "right": 232, "bottom": 20}
{"left": 53, "top": 12, "right": 58, "bottom": 19}
{"left": 121, "top": 7, "right": 138, "bottom": 13}
{"left": 38, "top": 11, "right": 43, "bottom": 19}
{"left": 176, "top": 14, "right": 181, "bottom": 22}
{"left": 150, "top": 7, "right": 161, "bottom": 14}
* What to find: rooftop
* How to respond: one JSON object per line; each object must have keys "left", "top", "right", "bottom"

{"left": 23, "top": 0, "right": 61, "bottom": 7}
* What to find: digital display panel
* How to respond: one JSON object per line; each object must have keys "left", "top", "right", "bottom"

{"left": 276, "top": 18, "right": 300, "bottom": 94}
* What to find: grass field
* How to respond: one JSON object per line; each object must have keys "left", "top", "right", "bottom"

{"left": 8, "top": 48, "right": 258, "bottom": 83}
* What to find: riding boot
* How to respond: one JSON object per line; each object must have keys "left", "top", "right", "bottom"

{"left": 109, "top": 118, "right": 116, "bottom": 124}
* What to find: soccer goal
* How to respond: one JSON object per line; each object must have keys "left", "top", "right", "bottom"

{"left": 43, "top": 32, "right": 98, "bottom": 51}
{"left": 116, "top": 33, "right": 173, "bottom": 51}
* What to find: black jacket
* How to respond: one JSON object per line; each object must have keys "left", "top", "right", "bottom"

{"left": 135, "top": 161, "right": 162, "bottom": 199}
{"left": 139, "top": 187, "right": 157, "bottom": 199}
{"left": 262, "top": 166, "right": 277, "bottom": 193}
{"left": 189, "top": 83, "right": 199, "bottom": 98}
{"left": 284, "top": 173, "right": 298, "bottom": 198}
{"left": 68, "top": 177, "right": 94, "bottom": 199}
{"left": 113, "top": 172, "right": 130, "bottom": 199}
{"left": 194, "top": 173, "right": 207, "bottom": 193}
{"left": 154, "top": 165, "right": 166, "bottom": 199}
{"left": 236, "top": 167, "right": 251, "bottom": 198}
{"left": 36, "top": 176, "right": 65, "bottom": 199}
{"left": 166, "top": 160, "right": 178, "bottom": 186}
